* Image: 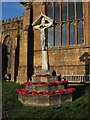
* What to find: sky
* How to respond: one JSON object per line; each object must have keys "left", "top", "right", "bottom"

{"left": 1, "top": 0, "right": 89, "bottom": 21}
{"left": 1, "top": 2, "right": 25, "bottom": 21}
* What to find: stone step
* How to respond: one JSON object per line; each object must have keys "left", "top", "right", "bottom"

{"left": 18, "top": 93, "right": 72, "bottom": 106}
{"left": 26, "top": 84, "right": 64, "bottom": 92}
{"left": 32, "top": 75, "right": 58, "bottom": 82}
{"left": 35, "top": 70, "right": 53, "bottom": 76}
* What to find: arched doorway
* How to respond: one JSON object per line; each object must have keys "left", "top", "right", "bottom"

{"left": 2, "top": 35, "right": 13, "bottom": 80}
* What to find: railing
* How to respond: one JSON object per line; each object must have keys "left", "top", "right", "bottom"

{"left": 63, "top": 75, "right": 90, "bottom": 83}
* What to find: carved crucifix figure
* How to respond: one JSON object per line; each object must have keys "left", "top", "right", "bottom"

{"left": 32, "top": 13, "right": 53, "bottom": 71}
{"left": 34, "top": 17, "right": 52, "bottom": 51}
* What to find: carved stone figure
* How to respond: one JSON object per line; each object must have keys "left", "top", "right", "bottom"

{"left": 34, "top": 17, "right": 53, "bottom": 51}
{"left": 32, "top": 13, "right": 53, "bottom": 70}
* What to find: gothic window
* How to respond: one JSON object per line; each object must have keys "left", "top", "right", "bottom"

{"left": 47, "top": 3, "right": 53, "bottom": 47}
{"left": 48, "top": 27, "right": 53, "bottom": 47}
{"left": 55, "top": 3, "right": 60, "bottom": 22}
{"left": 69, "top": 2, "right": 75, "bottom": 20}
{"left": 70, "top": 23, "right": 76, "bottom": 45}
{"left": 62, "top": 24, "right": 68, "bottom": 46}
{"left": 47, "top": 2, "right": 84, "bottom": 48}
{"left": 77, "top": 22, "right": 84, "bottom": 45}
{"left": 61, "top": 2, "right": 67, "bottom": 21}
{"left": 48, "top": 4, "right": 53, "bottom": 19}
{"left": 55, "top": 25, "right": 60, "bottom": 47}
{"left": 76, "top": 2, "right": 83, "bottom": 19}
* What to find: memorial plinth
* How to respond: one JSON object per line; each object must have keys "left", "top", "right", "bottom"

{"left": 17, "top": 73, "right": 75, "bottom": 106}
{"left": 18, "top": 77, "right": 74, "bottom": 106}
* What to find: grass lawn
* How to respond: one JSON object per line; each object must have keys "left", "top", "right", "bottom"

{"left": 2, "top": 81, "right": 90, "bottom": 120}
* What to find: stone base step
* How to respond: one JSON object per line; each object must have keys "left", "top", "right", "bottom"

{"left": 32, "top": 75, "right": 58, "bottom": 82}
{"left": 26, "top": 84, "right": 64, "bottom": 92}
{"left": 35, "top": 70, "right": 53, "bottom": 76}
{"left": 18, "top": 93, "right": 72, "bottom": 106}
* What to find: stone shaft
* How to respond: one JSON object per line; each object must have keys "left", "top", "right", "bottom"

{"left": 42, "top": 50, "right": 48, "bottom": 70}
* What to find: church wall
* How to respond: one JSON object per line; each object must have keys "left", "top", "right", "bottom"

{"left": 33, "top": 2, "right": 90, "bottom": 77}
{"left": 2, "top": 16, "right": 23, "bottom": 81}
{"left": 88, "top": 2, "right": 90, "bottom": 53}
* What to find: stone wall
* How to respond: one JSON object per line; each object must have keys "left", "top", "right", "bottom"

{"left": 88, "top": 2, "right": 90, "bottom": 53}
{"left": 34, "top": 47, "right": 88, "bottom": 76}
{"left": 2, "top": 16, "right": 23, "bottom": 81}
{"left": 33, "top": 2, "right": 90, "bottom": 77}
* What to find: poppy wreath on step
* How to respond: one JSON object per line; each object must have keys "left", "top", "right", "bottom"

{"left": 24, "top": 80, "right": 68, "bottom": 86}
{"left": 16, "top": 88, "right": 76, "bottom": 95}
{"left": 36, "top": 74, "right": 51, "bottom": 77}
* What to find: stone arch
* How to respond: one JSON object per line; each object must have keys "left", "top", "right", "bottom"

{"left": 2, "top": 35, "right": 13, "bottom": 80}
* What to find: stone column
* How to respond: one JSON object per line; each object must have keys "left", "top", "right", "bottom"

{"left": 11, "top": 51, "right": 15, "bottom": 81}
{"left": 17, "top": 30, "right": 28, "bottom": 83}
{"left": 88, "top": 3, "right": 90, "bottom": 54}
{"left": 17, "top": 3, "right": 31, "bottom": 83}
{"left": 41, "top": 29, "right": 48, "bottom": 70}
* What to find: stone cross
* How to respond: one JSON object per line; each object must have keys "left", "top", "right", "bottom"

{"left": 33, "top": 14, "right": 53, "bottom": 71}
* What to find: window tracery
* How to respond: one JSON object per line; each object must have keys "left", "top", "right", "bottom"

{"left": 46, "top": 2, "right": 84, "bottom": 48}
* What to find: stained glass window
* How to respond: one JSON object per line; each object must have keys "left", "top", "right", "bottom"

{"left": 62, "top": 24, "right": 68, "bottom": 46}
{"left": 69, "top": 2, "right": 75, "bottom": 20}
{"left": 47, "top": 2, "right": 84, "bottom": 47}
{"left": 55, "top": 25, "right": 60, "bottom": 47}
{"left": 70, "top": 23, "right": 76, "bottom": 45}
{"left": 55, "top": 3, "right": 60, "bottom": 23}
{"left": 48, "top": 27, "right": 53, "bottom": 47}
{"left": 77, "top": 22, "right": 84, "bottom": 44}
{"left": 77, "top": 2, "right": 83, "bottom": 19}
{"left": 61, "top": 2, "right": 67, "bottom": 21}
{"left": 48, "top": 4, "right": 53, "bottom": 19}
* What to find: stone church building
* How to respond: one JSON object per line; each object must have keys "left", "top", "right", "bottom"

{"left": 1, "top": 2, "right": 90, "bottom": 83}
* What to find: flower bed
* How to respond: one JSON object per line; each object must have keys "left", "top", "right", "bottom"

{"left": 24, "top": 80, "right": 68, "bottom": 86}
{"left": 16, "top": 87, "right": 76, "bottom": 95}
